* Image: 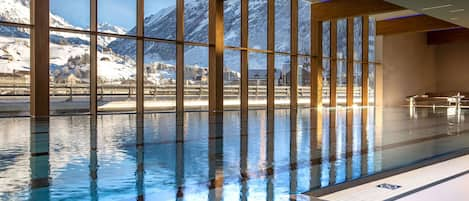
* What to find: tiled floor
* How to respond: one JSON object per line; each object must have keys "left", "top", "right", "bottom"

{"left": 396, "top": 173, "right": 469, "bottom": 201}
{"left": 320, "top": 155, "right": 469, "bottom": 201}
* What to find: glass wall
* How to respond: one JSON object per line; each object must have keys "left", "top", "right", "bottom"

{"left": 184, "top": 45, "right": 208, "bottom": 111}
{"left": 322, "top": 21, "right": 331, "bottom": 106}
{"left": 50, "top": 0, "right": 90, "bottom": 30}
{"left": 1, "top": 0, "right": 30, "bottom": 24}
{"left": 249, "top": 0, "right": 267, "bottom": 50}
{"left": 224, "top": 0, "right": 241, "bottom": 110}
{"left": 0, "top": 0, "right": 377, "bottom": 116}
{"left": 248, "top": 52, "right": 267, "bottom": 109}
{"left": 353, "top": 17, "right": 363, "bottom": 105}
{"left": 298, "top": 0, "right": 311, "bottom": 55}
{"left": 275, "top": 55, "right": 290, "bottom": 108}
{"left": 98, "top": 0, "right": 135, "bottom": 35}
{"left": 275, "top": 0, "right": 290, "bottom": 53}
{"left": 224, "top": 0, "right": 240, "bottom": 47}
{"left": 49, "top": 31, "right": 90, "bottom": 114}
{"left": 0, "top": 0, "right": 31, "bottom": 116}
{"left": 0, "top": 25, "right": 30, "bottom": 116}
{"left": 97, "top": 37, "right": 137, "bottom": 113}
{"left": 185, "top": 0, "right": 208, "bottom": 43}
{"left": 144, "top": 0, "right": 176, "bottom": 40}
{"left": 298, "top": 56, "right": 311, "bottom": 106}
{"left": 369, "top": 18, "right": 376, "bottom": 105}
{"left": 144, "top": 41, "right": 177, "bottom": 112}
{"left": 224, "top": 50, "right": 240, "bottom": 110}
{"left": 336, "top": 19, "right": 347, "bottom": 106}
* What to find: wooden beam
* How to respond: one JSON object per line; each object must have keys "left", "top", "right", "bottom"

{"left": 362, "top": 17, "right": 369, "bottom": 106}
{"left": 377, "top": 15, "right": 459, "bottom": 35}
{"left": 427, "top": 28, "right": 469, "bottom": 45}
{"left": 90, "top": 0, "right": 97, "bottom": 115}
{"left": 346, "top": 18, "right": 354, "bottom": 107}
{"left": 312, "top": 0, "right": 403, "bottom": 21}
{"left": 267, "top": 0, "right": 275, "bottom": 110}
{"left": 291, "top": 0, "right": 298, "bottom": 110}
{"left": 330, "top": 20, "right": 337, "bottom": 107}
{"left": 136, "top": 0, "right": 144, "bottom": 114}
{"left": 176, "top": 0, "right": 184, "bottom": 112}
{"left": 30, "top": 0, "right": 50, "bottom": 117}
{"left": 241, "top": 0, "right": 248, "bottom": 112}
{"left": 311, "top": 19, "right": 323, "bottom": 108}
{"left": 208, "top": 0, "right": 224, "bottom": 113}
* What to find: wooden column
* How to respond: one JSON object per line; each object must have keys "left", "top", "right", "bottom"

{"left": 330, "top": 20, "right": 337, "bottom": 107}
{"left": 346, "top": 18, "right": 354, "bottom": 107}
{"left": 311, "top": 19, "right": 323, "bottom": 108}
{"left": 290, "top": 0, "right": 298, "bottom": 110}
{"left": 362, "top": 17, "right": 369, "bottom": 106}
{"left": 30, "top": 0, "right": 50, "bottom": 117}
{"left": 208, "top": 0, "right": 225, "bottom": 113}
{"left": 176, "top": 0, "right": 184, "bottom": 112}
{"left": 361, "top": 108, "right": 369, "bottom": 175}
{"left": 266, "top": 0, "right": 275, "bottom": 110}
{"left": 240, "top": 0, "right": 248, "bottom": 112}
{"left": 136, "top": 0, "right": 144, "bottom": 114}
{"left": 90, "top": 0, "right": 98, "bottom": 115}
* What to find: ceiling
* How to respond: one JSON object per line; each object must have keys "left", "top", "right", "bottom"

{"left": 385, "top": 0, "right": 469, "bottom": 28}
{"left": 371, "top": 9, "right": 418, "bottom": 21}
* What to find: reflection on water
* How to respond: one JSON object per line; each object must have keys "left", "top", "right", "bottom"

{"left": 1, "top": 107, "right": 469, "bottom": 200}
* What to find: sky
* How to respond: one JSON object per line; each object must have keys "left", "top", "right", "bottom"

{"left": 50, "top": 0, "right": 175, "bottom": 30}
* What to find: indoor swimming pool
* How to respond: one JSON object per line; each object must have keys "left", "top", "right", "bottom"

{"left": 1, "top": 107, "right": 469, "bottom": 201}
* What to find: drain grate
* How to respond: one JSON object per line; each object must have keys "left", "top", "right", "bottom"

{"left": 377, "top": 183, "right": 402, "bottom": 190}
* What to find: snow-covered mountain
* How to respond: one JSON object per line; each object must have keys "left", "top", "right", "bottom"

{"left": 0, "top": 0, "right": 363, "bottom": 84}
{"left": 109, "top": 0, "right": 315, "bottom": 70}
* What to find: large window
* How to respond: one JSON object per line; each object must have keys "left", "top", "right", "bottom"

{"left": 224, "top": 50, "right": 241, "bottom": 110}
{"left": 353, "top": 17, "right": 363, "bottom": 105}
{"left": 275, "top": 0, "right": 290, "bottom": 53}
{"left": 298, "top": 0, "right": 311, "bottom": 55}
{"left": 0, "top": 0, "right": 30, "bottom": 24}
{"left": 49, "top": 31, "right": 90, "bottom": 115}
{"left": 224, "top": 0, "right": 241, "bottom": 47}
{"left": 144, "top": 41, "right": 177, "bottom": 112}
{"left": 97, "top": 37, "right": 136, "bottom": 113}
{"left": 248, "top": 0, "right": 267, "bottom": 50}
{"left": 50, "top": 0, "right": 90, "bottom": 30}
{"left": 0, "top": 26, "right": 30, "bottom": 116}
{"left": 98, "top": 0, "right": 134, "bottom": 35}
{"left": 184, "top": 45, "right": 208, "bottom": 111}
{"left": 298, "top": 56, "right": 311, "bottom": 107}
{"left": 322, "top": 21, "right": 331, "bottom": 106}
{"left": 0, "top": 0, "right": 377, "bottom": 116}
{"left": 369, "top": 18, "right": 376, "bottom": 105}
{"left": 144, "top": 0, "right": 176, "bottom": 40}
{"left": 185, "top": 0, "right": 208, "bottom": 43}
{"left": 248, "top": 52, "right": 267, "bottom": 109}
{"left": 0, "top": 0, "right": 31, "bottom": 116}
{"left": 275, "top": 55, "right": 290, "bottom": 108}
{"left": 336, "top": 19, "right": 347, "bottom": 106}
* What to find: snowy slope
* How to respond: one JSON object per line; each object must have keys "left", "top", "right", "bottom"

{"left": 109, "top": 0, "right": 315, "bottom": 70}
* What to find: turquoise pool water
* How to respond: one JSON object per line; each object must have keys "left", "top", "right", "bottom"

{"left": 1, "top": 107, "right": 469, "bottom": 201}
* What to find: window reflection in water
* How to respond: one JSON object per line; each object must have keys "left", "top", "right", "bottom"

{"left": 11, "top": 107, "right": 469, "bottom": 200}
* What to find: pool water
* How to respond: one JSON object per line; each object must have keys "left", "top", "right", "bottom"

{"left": 1, "top": 107, "right": 469, "bottom": 201}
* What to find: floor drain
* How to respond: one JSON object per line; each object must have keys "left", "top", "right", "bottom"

{"left": 377, "top": 183, "right": 402, "bottom": 190}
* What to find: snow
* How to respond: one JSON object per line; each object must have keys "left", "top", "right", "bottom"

{"left": 0, "top": 0, "right": 30, "bottom": 24}
{"left": 0, "top": 36, "right": 29, "bottom": 74}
